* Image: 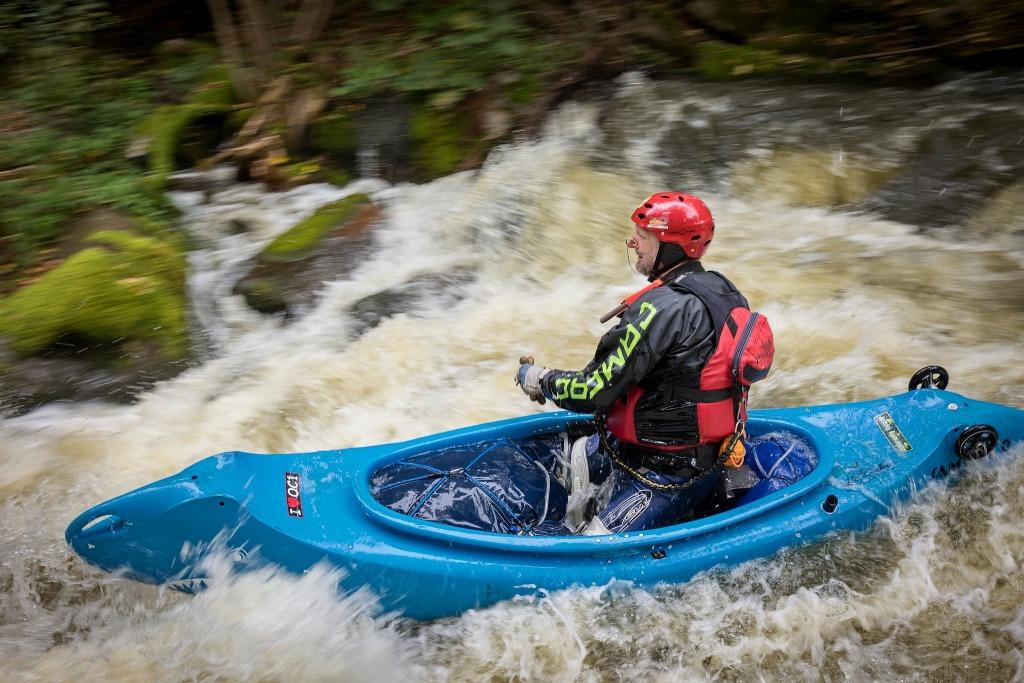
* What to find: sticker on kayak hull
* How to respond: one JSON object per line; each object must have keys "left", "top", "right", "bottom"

{"left": 874, "top": 411, "right": 912, "bottom": 453}
{"left": 285, "top": 472, "right": 303, "bottom": 517}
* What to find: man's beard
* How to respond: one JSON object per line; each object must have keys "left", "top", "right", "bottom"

{"left": 628, "top": 249, "right": 652, "bottom": 276}
{"left": 636, "top": 254, "right": 652, "bottom": 276}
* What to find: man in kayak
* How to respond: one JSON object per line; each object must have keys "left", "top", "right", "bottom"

{"left": 516, "top": 191, "right": 773, "bottom": 534}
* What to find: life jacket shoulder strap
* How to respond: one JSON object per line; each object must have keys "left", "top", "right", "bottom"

{"left": 666, "top": 270, "right": 749, "bottom": 343}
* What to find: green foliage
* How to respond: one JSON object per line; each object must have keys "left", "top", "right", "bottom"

{"left": 331, "top": 2, "right": 570, "bottom": 107}
{"left": 0, "top": 229, "right": 189, "bottom": 359}
{"left": 0, "top": 44, "right": 233, "bottom": 262}
{"left": 0, "top": 0, "right": 114, "bottom": 63}
{"left": 260, "top": 193, "right": 372, "bottom": 261}
{"left": 0, "top": 170, "right": 168, "bottom": 252}
{"left": 0, "top": 57, "right": 173, "bottom": 259}
{"left": 154, "top": 41, "right": 220, "bottom": 99}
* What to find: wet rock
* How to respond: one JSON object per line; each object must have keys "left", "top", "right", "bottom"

{"left": 0, "top": 563, "right": 13, "bottom": 594}
{"left": 354, "top": 97, "right": 412, "bottom": 180}
{"left": 686, "top": 0, "right": 745, "bottom": 39}
{"left": 233, "top": 194, "right": 380, "bottom": 317}
{"left": 350, "top": 96, "right": 482, "bottom": 182}
{"left": 599, "top": 77, "right": 1024, "bottom": 234}
{"left": 348, "top": 270, "right": 475, "bottom": 337}
{"left": 865, "top": 109, "right": 1024, "bottom": 229}
{"left": 166, "top": 165, "right": 238, "bottom": 193}
{"left": 0, "top": 337, "right": 189, "bottom": 416}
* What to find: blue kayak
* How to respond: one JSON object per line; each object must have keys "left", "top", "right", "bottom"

{"left": 66, "top": 380, "right": 1024, "bottom": 620}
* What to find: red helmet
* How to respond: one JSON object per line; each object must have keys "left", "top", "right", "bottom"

{"left": 631, "top": 192, "right": 715, "bottom": 259}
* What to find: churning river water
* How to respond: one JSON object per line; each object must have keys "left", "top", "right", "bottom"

{"left": 2, "top": 74, "right": 1023, "bottom": 681}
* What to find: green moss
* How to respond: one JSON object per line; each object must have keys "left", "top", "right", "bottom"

{"left": 228, "top": 105, "right": 256, "bottom": 130}
{"left": 319, "top": 166, "right": 353, "bottom": 187}
{"left": 692, "top": 39, "right": 882, "bottom": 81}
{"left": 275, "top": 159, "right": 321, "bottom": 186}
{"left": 137, "top": 64, "right": 237, "bottom": 189}
{"left": 0, "top": 230, "right": 189, "bottom": 359}
{"left": 138, "top": 105, "right": 197, "bottom": 189}
{"left": 409, "top": 105, "right": 472, "bottom": 178}
{"left": 237, "top": 278, "right": 288, "bottom": 314}
{"left": 186, "top": 63, "right": 235, "bottom": 107}
{"left": 260, "top": 193, "right": 372, "bottom": 261}
{"left": 692, "top": 41, "right": 790, "bottom": 78}
{"left": 309, "top": 112, "right": 357, "bottom": 157}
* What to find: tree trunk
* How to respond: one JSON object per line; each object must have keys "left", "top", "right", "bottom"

{"left": 290, "top": 0, "right": 335, "bottom": 45}
{"left": 239, "top": 0, "right": 276, "bottom": 81}
{"left": 207, "top": 0, "right": 257, "bottom": 100}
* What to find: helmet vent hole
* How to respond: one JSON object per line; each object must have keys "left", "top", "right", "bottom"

{"left": 637, "top": 213, "right": 646, "bottom": 219}
{"left": 678, "top": 195, "right": 685, "bottom": 201}
{"left": 691, "top": 235, "right": 701, "bottom": 241}
{"left": 644, "top": 203, "right": 653, "bottom": 208}
{"left": 660, "top": 194, "right": 670, "bottom": 198}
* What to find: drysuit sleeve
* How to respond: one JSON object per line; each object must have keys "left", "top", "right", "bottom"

{"left": 539, "top": 288, "right": 705, "bottom": 414}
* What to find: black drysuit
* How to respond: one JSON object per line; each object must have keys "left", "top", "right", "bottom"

{"left": 538, "top": 260, "right": 749, "bottom": 533}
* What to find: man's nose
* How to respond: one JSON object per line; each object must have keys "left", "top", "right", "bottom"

{"left": 626, "top": 237, "right": 638, "bottom": 248}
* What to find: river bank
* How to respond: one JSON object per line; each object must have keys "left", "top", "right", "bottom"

{"left": 2, "top": 2, "right": 1023, "bottom": 414}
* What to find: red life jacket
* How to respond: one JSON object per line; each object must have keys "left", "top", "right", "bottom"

{"left": 605, "top": 272, "right": 774, "bottom": 451}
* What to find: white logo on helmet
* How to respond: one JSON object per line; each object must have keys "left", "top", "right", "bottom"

{"left": 647, "top": 217, "right": 668, "bottom": 230}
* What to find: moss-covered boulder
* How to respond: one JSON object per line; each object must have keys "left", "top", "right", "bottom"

{"left": 0, "top": 230, "right": 188, "bottom": 358}
{"left": 137, "top": 63, "right": 238, "bottom": 190}
{"left": 347, "top": 269, "right": 475, "bottom": 338}
{"left": 261, "top": 193, "right": 372, "bottom": 261}
{"left": 0, "top": 213, "right": 191, "bottom": 413}
{"left": 864, "top": 109, "right": 1024, "bottom": 229}
{"left": 234, "top": 193, "right": 380, "bottom": 316}
{"left": 409, "top": 104, "right": 474, "bottom": 179}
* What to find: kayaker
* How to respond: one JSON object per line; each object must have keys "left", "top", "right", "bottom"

{"left": 516, "top": 192, "right": 774, "bottom": 534}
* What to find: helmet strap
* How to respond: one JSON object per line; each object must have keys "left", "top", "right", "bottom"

{"left": 651, "top": 242, "right": 689, "bottom": 280}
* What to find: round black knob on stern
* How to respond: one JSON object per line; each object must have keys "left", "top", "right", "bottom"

{"left": 908, "top": 365, "right": 949, "bottom": 391}
{"left": 956, "top": 424, "right": 999, "bottom": 460}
